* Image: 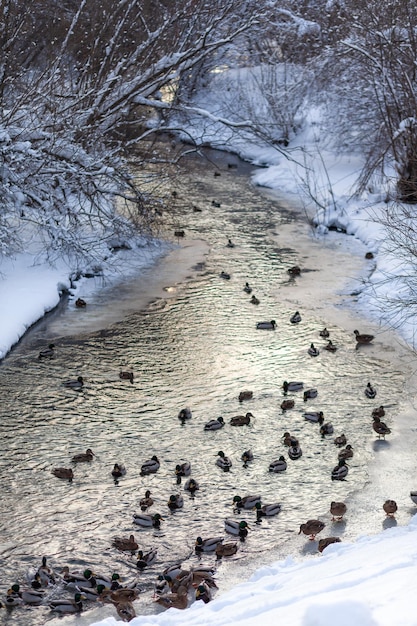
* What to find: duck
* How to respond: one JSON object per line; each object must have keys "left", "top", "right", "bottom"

{"left": 282, "top": 432, "right": 297, "bottom": 446}
{"left": 215, "top": 542, "right": 238, "bottom": 558}
{"left": 136, "top": 549, "right": 158, "bottom": 570}
{"left": 241, "top": 450, "right": 254, "bottom": 465}
{"left": 373, "top": 416, "right": 391, "bottom": 439}
{"left": 303, "top": 410, "right": 323, "bottom": 423}
{"left": 103, "top": 587, "right": 139, "bottom": 604}
{"left": 287, "top": 265, "right": 301, "bottom": 276}
{"left": 238, "top": 390, "right": 253, "bottom": 402}
{"left": 334, "top": 434, "right": 347, "bottom": 447}
{"left": 319, "top": 328, "right": 330, "bottom": 338}
{"left": 61, "top": 567, "right": 96, "bottom": 589}
{"left": 115, "top": 601, "right": 136, "bottom": 622}
{"left": 140, "top": 455, "right": 160, "bottom": 475}
{"left": 227, "top": 239, "right": 235, "bottom": 248}
{"left": 63, "top": 375, "right": 84, "bottom": 390}
{"left": 204, "top": 416, "right": 225, "bottom": 431}
{"left": 19, "top": 586, "right": 46, "bottom": 605}
{"left": 224, "top": 519, "right": 250, "bottom": 540}
{"left": 365, "top": 382, "right": 377, "bottom": 399}
{"left": 410, "top": 491, "right": 417, "bottom": 506}
{"left": 37, "top": 556, "right": 56, "bottom": 586}
{"left": 216, "top": 450, "right": 232, "bottom": 471}
{"left": 298, "top": 519, "right": 325, "bottom": 540}
{"left": 220, "top": 271, "right": 231, "bottom": 280}
{"left": 230, "top": 412, "right": 252, "bottom": 426}
{"left": 168, "top": 494, "right": 184, "bottom": 511}
{"left": 256, "top": 320, "right": 276, "bottom": 330}
{"left": 318, "top": 537, "right": 341, "bottom": 553}
{"left": 269, "top": 456, "right": 287, "bottom": 472}
{"left": 330, "top": 501, "right": 347, "bottom": 521}
{"left": 52, "top": 467, "right": 74, "bottom": 482}
{"left": 50, "top": 592, "right": 84, "bottom": 614}
{"left": 318, "top": 417, "right": 334, "bottom": 437}
{"left": 338, "top": 444, "right": 354, "bottom": 460}
{"left": 154, "top": 574, "right": 172, "bottom": 597}
{"left": 250, "top": 295, "right": 260, "bottom": 305}
{"left": 178, "top": 407, "right": 192, "bottom": 421}
{"left": 175, "top": 462, "right": 191, "bottom": 480}
{"left": 243, "top": 282, "right": 252, "bottom": 294}
{"left": 162, "top": 563, "right": 184, "bottom": 581}
{"left": 288, "top": 443, "right": 303, "bottom": 460}
{"left": 303, "top": 388, "right": 318, "bottom": 401}
{"left": 372, "top": 405, "right": 385, "bottom": 418}
{"left": 38, "top": 343, "right": 55, "bottom": 359}
{"left": 195, "top": 582, "right": 212, "bottom": 604}
{"left": 76, "top": 584, "right": 106, "bottom": 602}
{"left": 154, "top": 585, "right": 189, "bottom": 610}
{"left": 308, "top": 343, "right": 320, "bottom": 357}
{"left": 232, "top": 494, "right": 261, "bottom": 510}
{"left": 331, "top": 458, "right": 349, "bottom": 481}
{"left": 119, "top": 370, "right": 134, "bottom": 384}
{"left": 290, "top": 311, "right": 302, "bottom": 324}
{"left": 195, "top": 536, "right": 224, "bottom": 553}
{"left": 140, "top": 489, "right": 154, "bottom": 511}
{"left": 184, "top": 477, "right": 200, "bottom": 494}
{"left": 254, "top": 502, "right": 282, "bottom": 520}
{"left": 133, "top": 513, "right": 164, "bottom": 529}
{"left": 281, "top": 399, "right": 295, "bottom": 410}
{"left": 5, "top": 587, "right": 23, "bottom": 607}
{"left": 75, "top": 297, "right": 87, "bottom": 308}
{"left": 72, "top": 448, "right": 95, "bottom": 463}
{"left": 93, "top": 572, "right": 122, "bottom": 590}
{"left": 324, "top": 340, "right": 337, "bottom": 352}
{"left": 383, "top": 500, "right": 397, "bottom": 517}
{"left": 112, "top": 463, "right": 126, "bottom": 478}
{"left": 112, "top": 535, "right": 139, "bottom": 552}
{"left": 283, "top": 381, "right": 304, "bottom": 392}
{"left": 354, "top": 329, "right": 374, "bottom": 345}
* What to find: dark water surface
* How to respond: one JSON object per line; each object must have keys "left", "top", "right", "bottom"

{"left": 0, "top": 150, "right": 414, "bottom": 625}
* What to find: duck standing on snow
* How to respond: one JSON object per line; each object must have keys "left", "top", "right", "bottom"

{"left": 330, "top": 501, "right": 347, "bottom": 521}
{"left": 318, "top": 536, "right": 341, "bottom": 553}
{"left": 298, "top": 519, "right": 325, "bottom": 540}
{"left": 383, "top": 500, "right": 397, "bottom": 517}
{"left": 373, "top": 416, "right": 391, "bottom": 439}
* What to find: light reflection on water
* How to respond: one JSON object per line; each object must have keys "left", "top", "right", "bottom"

{"left": 0, "top": 151, "right": 409, "bottom": 625}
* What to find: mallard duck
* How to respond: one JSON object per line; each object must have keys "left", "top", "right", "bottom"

{"left": 216, "top": 450, "right": 232, "bottom": 471}
{"left": 238, "top": 390, "right": 253, "bottom": 402}
{"left": 410, "top": 491, "right": 417, "bottom": 506}
{"left": 162, "top": 563, "right": 184, "bottom": 581}
{"left": 38, "top": 343, "right": 55, "bottom": 359}
{"left": 308, "top": 343, "right": 320, "bottom": 357}
{"left": 178, "top": 407, "right": 192, "bottom": 421}
{"left": 269, "top": 456, "right": 287, "bottom": 472}
{"left": 154, "top": 574, "right": 172, "bottom": 596}
{"left": 227, "top": 239, "right": 235, "bottom": 248}
{"left": 338, "top": 444, "right": 354, "bottom": 460}
{"left": 77, "top": 584, "right": 106, "bottom": 602}
{"left": 50, "top": 592, "right": 84, "bottom": 613}
{"left": 140, "top": 489, "right": 154, "bottom": 511}
{"left": 112, "top": 535, "right": 138, "bottom": 552}
{"left": 20, "top": 586, "right": 46, "bottom": 605}
{"left": 354, "top": 329, "right": 374, "bottom": 345}
{"left": 324, "top": 340, "right": 337, "bottom": 352}
{"left": 282, "top": 432, "right": 298, "bottom": 446}
{"left": 154, "top": 585, "right": 188, "bottom": 610}
{"left": 331, "top": 458, "right": 349, "bottom": 481}
{"left": 243, "top": 282, "right": 252, "bottom": 294}
{"left": 72, "top": 448, "right": 95, "bottom": 463}
{"left": 256, "top": 320, "right": 276, "bottom": 330}
{"left": 281, "top": 399, "right": 295, "bottom": 411}
{"left": 318, "top": 417, "right": 334, "bottom": 437}
{"left": 220, "top": 271, "right": 231, "bottom": 280}
{"left": 372, "top": 405, "right": 385, "bottom": 418}
{"left": 175, "top": 462, "right": 191, "bottom": 481}
{"left": 136, "top": 549, "right": 158, "bottom": 570}
{"left": 334, "top": 434, "right": 347, "bottom": 447}
{"left": 319, "top": 328, "right": 330, "bottom": 338}
{"left": 383, "top": 500, "right": 397, "bottom": 517}
{"left": 241, "top": 450, "right": 254, "bottom": 465}
{"left": 168, "top": 494, "right": 184, "bottom": 511}
{"left": 230, "top": 412, "right": 252, "bottom": 426}
{"left": 330, "top": 501, "right": 347, "bottom": 521}
{"left": 37, "top": 556, "right": 56, "bottom": 586}
{"left": 283, "top": 381, "right": 304, "bottom": 392}
{"left": 93, "top": 572, "right": 121, "bottom": 590}
{"left": 140, "top": 455, "right": 160, "bottom": 475}
{"left": 365, "top": 382, "right": 377, "bottom": 399}
{"left": 204, "top": 416, "right": 225, "bottom": 431}
{"left": 290, "top": 311, "right": 302, "bottom": 324}
{"left": 63, "top": 376, "right": 84, "bottom": 390}
{"left": 298, "top": 519, "right": 325, "bottom": 540}
{"left": 224, "top": 519, "right": 249, "bottom": 540}
{"left": 303, "top": 410, "right": 323, "bottom": 423}
{"left": 303, "top": 388, "right": 318, "bottom": 401}
{"left": 114, "top": 601, "right": 136, "bottom": 622}
{"left": 373, "top": 416, "right": 391, "bottom": 439}
{"left": 288, "top": 444, "right": 302, "bottom": 460}
{"left": 119, "top": 370, "right": 134, "bottom": 384}
{"left": 233, "top": 494, "right": 261, "bottom": 510}
{"left": 99, "top": 587, "right": 139, "bottom": 604}
{"left": 250, "top": 295, "right": 260, "bottom": 305}
{"left": 112, "top": 463, "right": 126, "bottom": 478}
{"left": 61, "top": 567, "right": 95, "bottom": 589}
{"left": 254, "top": 502, "right": 282, "bottom": 520}
{"left": 195, "top": 536, "right": 224, "bottom": 553}
{"left": 5, "top": 587, "right": 23, "bottom": 606}
{"left": 133, "top": 512, "right": 164, "bottom": 528}
{"left": 75, "top": 298, "right": 87, "bottom": 308}
{"left": 318, "top": 536, "right": 341, "bottom": 553}
{"left": 288, "top": 265, "right": 301, "bottom": 276}
{"left": 52, "top": 467, "right": 74, "bottom": 482}
{"left": 195, "top": 582, "right": 212, "bottom": 604}
{"left": 215, "top": 542, "right": 238, "bottom": 558}
{"left": 184, "top": 477, "right": 200, "bottom": 494}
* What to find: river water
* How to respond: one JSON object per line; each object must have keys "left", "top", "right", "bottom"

{"left": 1, "top": 149, "right": 417, "bottom": 626}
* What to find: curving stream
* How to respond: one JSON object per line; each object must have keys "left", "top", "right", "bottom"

{"left": 1, "top": 149, "right": 417, "bottom": 626}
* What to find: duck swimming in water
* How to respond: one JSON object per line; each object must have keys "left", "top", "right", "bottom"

{"left": 119, "top": 370, "right": 134, "bottom": 384}
{"left": 184, "top": 477, "right": 200, "bottom": 494}
{"left": 72, "top": 448, "right": 95, "bottom": 463}
{"left": 243, "top": 282, "right": 252, "bottom": 294}
{"left": 50, "top": 592, "right": 84, "bottom": 614}
{"left": 365, "top": 382, "right": 377, "bottom": 399}
{"left": 112, "top": 535, "right": 139, "bottom": 552}
{"left": 331, "top": 459, "right": 349, "bottom": 481}
{"left": 241, "top": 450, "right": 254, "bottom": 465}
{"left": 178, "top": 407, "right": 192, "bottom": 421}
{"left": 133, "top": 512, "right": 164, "bottom": 529}
{"left": 230, "top": 412, "right": 252, "bottom": 426}
{"left": 195, "top": 536, "right": 224, "bottom": 553}
{"left": 63, "top": 376, "right": 84, "bottom": 390}
{"left": 52, "top": 467, "right": 74, "bottom": 482}
{"left": 204, "top": 416, "right": 225, "bottom": 431}
{"left": 281, "top": 399, "right": 295, "bottom": 410}
{"left": 303, "top": 388, "right": 318, "bottom": 401}
{"left": 290, "top": 311, "right": 302, "bottom": 324}
{"left": 140, "top": 490, "right": 154, "bottom": 511}
{"left": 283, "top": 381, "right": 304, "bottom": 392}
{"left": 269, "top": 456, "right": 287, "bottom": 472}
{"left": 38, "top": 343, "right": 55, "bottom": 359}
{"left": 324, "top": 340, "right": 337, "bottom": 352}
{"left": 238, "top": 390, "right": 253, "bottom": 402}
{"left": 319, "top": 328, "right": 330, "bottom": 338}
{"left": 216, "top": 451, "right": 232, "bottom": 471}
{"left": 224, "top": 519, "right": 250, "bottom": 540}
{"left": 140, "top": 455, "right": 160, "bottom": 475}
{"left": 256, "top": 320, "right": 276, "bottom": 330}
{"left": 254, "top": 501, "right": 282, "bottom": 519}
{"left": 232, "top": 494, "right": 261, "bottom": 510}
{"left": 308, "top": 343, "right": 320, "bottom": 357}
{"left": 354, "top": 329, "right": 374, "bottom": 345}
